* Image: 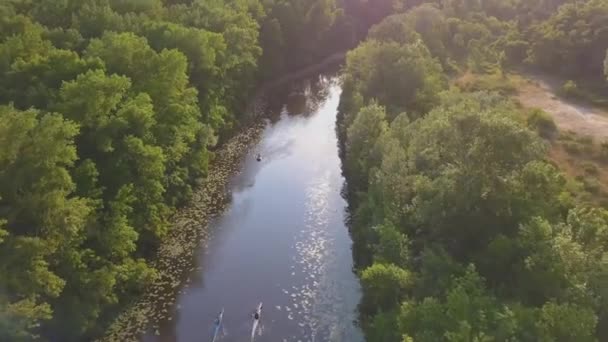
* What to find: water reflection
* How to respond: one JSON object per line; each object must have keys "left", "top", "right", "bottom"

{"left": 143, "top": 73, "right": 362, "bottom": 342}
{"left": 263, "top": 71, "right": 339, "bottom": 122}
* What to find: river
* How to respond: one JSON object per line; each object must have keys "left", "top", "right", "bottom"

{"left": 142, "top": 73, "right": 364, "bottom": 342}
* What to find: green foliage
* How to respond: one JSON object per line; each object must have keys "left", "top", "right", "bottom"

{"left": 341, "top": 39, "right": 445, "bottom": 121}
{"left": 561, "top": 133, "right": 594, "bottom": 156}
{"left": 373, "top": 224, "right": 411, "bottom": 267}
{"left": 342, "top": 76, "right": 604, "bottom": 341}
{"left": 582, "top": 161, "right": 599, "bottom": 175}
{"left": 345, "top": 102, "right": 388, "bottom": 189}
{"left": 366, "top": 310, "right": 401, "bottom": 342}
{"left": 369, "top": 5, "right": 449, "bottom": 65}
{"left": 0, "top": 296, "right": 52, "bottom": 341}
{"left": 400, "top": 266, "right": 520, "bottom": 342}
{"left": 0, "top": 105, "right": 85, "bottom": 339}
{"left": 580, "top": 175, "right": 601, "bottom": 194}
{"left": 456, "top": 72, "right": 517, "bottom": 95}
{"left": 528, "top": 0, "right": 608, "bottom": 78}
{"left": 340, "top": 2, "right": 608, "bottom": 340}
{"left": 526, "top": 108, "right": 557, "bottom": 139}
{"left": 537, "top": 302, "right": 598, "bottom": 342}
{"left": 560, "top": 80, "right": 581, "bottom": 98}
{"left": 361, "top": 263, "right": 412, "bottom": 313}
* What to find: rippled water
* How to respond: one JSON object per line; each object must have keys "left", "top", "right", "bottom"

{"left": 143, "top": 75, "right": 363, "bottom": 342}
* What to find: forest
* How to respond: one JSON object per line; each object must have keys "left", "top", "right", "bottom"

{"left": 2, "top": 0, "right": 608, "bottom": 340}
{"left": 0, "top": 0, "right": 394, "bottom": 340}
{"left": 338, "top": 0, "right": 608, "bottom": 341}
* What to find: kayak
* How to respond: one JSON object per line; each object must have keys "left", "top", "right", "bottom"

{"left": 211, "top": 308, "right": 224, "bottom": 342}
{"left": 251, "top": 302, "right": 263, "bottom": 341}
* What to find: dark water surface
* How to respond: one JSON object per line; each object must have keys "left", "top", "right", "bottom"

{"left": 144, "top": 75, "right": 364, "bottom": 342}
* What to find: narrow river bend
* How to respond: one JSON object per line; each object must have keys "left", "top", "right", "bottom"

{"left": 144, "top": 74, "right": 364, "bottom": 342}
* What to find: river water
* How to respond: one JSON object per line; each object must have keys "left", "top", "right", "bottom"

{"left": 143, "top": 74, "right": 364, "bottom": 342}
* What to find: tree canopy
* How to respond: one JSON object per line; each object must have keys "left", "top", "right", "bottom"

{"left": 338, "top": 1, "right": 608, "bottom": 340}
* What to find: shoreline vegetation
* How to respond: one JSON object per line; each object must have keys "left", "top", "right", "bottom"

{"left": 337, "top": 0, "right": 608, "bottom": 341}
{"left": 101, "top": 121, "right": 264, "bottom": 341}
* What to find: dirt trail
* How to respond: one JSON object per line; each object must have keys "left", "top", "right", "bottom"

{"left": 516, "top": 74, "right": 608, "bottom": 140}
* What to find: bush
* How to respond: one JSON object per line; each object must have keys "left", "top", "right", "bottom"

{"left": 562, "top": 141, "right": 583, "bottom": 155}
{"left": 576, "top": 135, "right": 594, "bottom": 146}
{"left": 558, "top": 130, "right": 577, "bottom": 142}
{"left": 526, "top": 108, "right": 557, "bottom": 139}
{"left": 562, "top": 134, "right": 594, "bottom": 155}
{"left": 583, "top": 176, "right": 601, "bottom": 194}
{"left": 560, "top": 80, "right": 581, "bottom": 98}
{"left": 581, "top": 161, "right": 599, "bottom": 175}
{"left": 599, "top": 141, "right": 608, "bottom": 162}
{"left": 456, "top": 72, "right": 516, "bottom": 95}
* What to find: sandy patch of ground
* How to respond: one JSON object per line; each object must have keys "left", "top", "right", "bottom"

{"left": 516, "top": 74, "right": 608, "bottom": 141}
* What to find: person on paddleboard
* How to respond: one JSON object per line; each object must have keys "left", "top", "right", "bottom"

{"left": 251, "top": 303, "right": 263, "bottom": 341}
{"left": 212, "top": 309, "right": 224, "bottom": 342}
{"left": 253, "top": 304, "right": 262, "bottom": 320}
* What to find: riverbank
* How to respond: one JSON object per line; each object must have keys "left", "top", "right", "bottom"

{"left": 101, "top": 122, "right": 265, "bottom": 341}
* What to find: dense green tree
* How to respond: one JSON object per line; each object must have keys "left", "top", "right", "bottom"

{"left": 373, "top": 223, "right": 411, "bottom": 267}
{"left": 528, "top": 0, "right": 608, "bottom": 78}
{"left": 71, "top": 1, "right": 125, "bottom": 38}
{"left": 367, "top": 13, "right": 420, "bottom": 45}
{"left": 537, "top": 302, "right": 597, "bottom": 342}
{"left": 2, "top": 48, "right": 102, "bottom": 110}
{"left": 0, "top": 105, "right": 88, "bottom": 340}
{"left": 373, "top": 93, "right": 562, "bottom": 252}
{"left": 366, "top": 310, "right": 401, "bottom": 342}
{"left": 400, "top": 267, "right": 522, "bottom": 342}
{"left": 361, "top": 263, "right": 412, "bottom": 313}
{"left": 84, "top": 32, "right": 210, "bottom": 207}
{"left": 56, "top": 69, "right": 170, "bottom": 240}
{"left": 345, "top": 102, "right": 388, "bottom": 189}
{"left": 108, "top": 0, "right": 163, "bottom": 16}
{"left": 341, "top": 39, "right": 445, "bottom": 120}
{"left": 395, "top": 5, "right": 449, "bottom": 63}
